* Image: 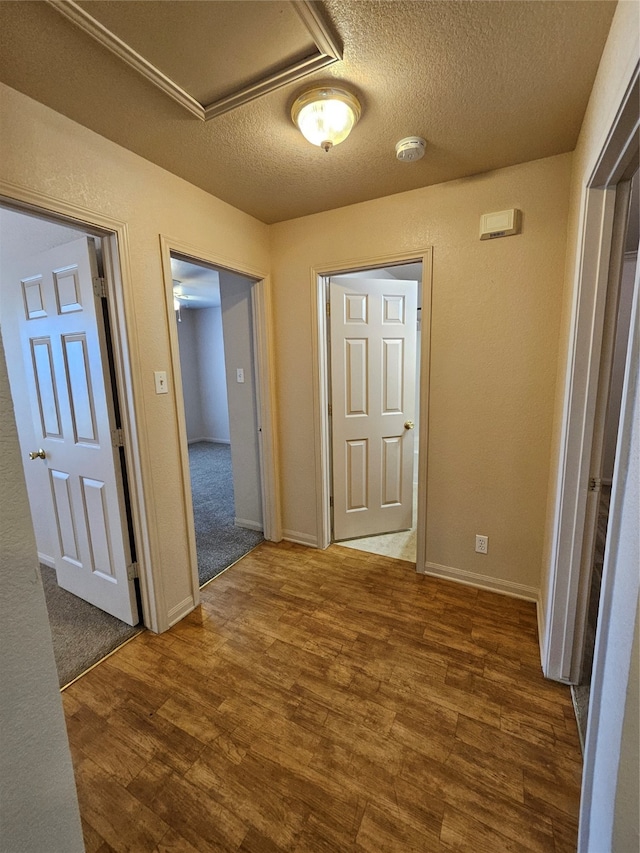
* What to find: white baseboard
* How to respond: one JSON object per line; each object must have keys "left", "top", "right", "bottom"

{"left": 187, "top": 437, "right": 231, "bottom": 445}
{"left": 38, "top": 552, "right": 55, "bottom": 568}
{"left": 167, "top": 596, "right": 195, "bottom": 627}
{"left": 420, "top": 560, "right": 539, "bottom": 602}
{"left": 282, "top": 529, "right": 319, "bottom": 548}
{"left": 235, "top": 517, "right": 263, "bottom": 532}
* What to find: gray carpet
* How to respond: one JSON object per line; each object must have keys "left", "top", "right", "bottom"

{"left": 40, "top": 442, "right": 261, "bottom": 687}
{"left": 40, "top": 564, "right": 141, "bottom": 688}
{"left": 189, "top": 441, "right": 264, "bottom": 586}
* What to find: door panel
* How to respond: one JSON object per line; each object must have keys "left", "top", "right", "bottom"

{"left": 81, "top": 476, "right": 113, "bottom": 578}
{"left": 345, "top": 338, "right": 367, "bottom": 415}
{"left": 382, "top": 436, "right": 402, "bottom": 505}
{"left": 330, "top": 277, "right": 417, "bottom": 541}
{"left": 346, "top": 438, "right": 368, "bottom": 511}
{"left": 13, "top": 237, "right": 138, "bottom": 624}
{"left": 382, "top": 338, "right": 404, "bottom": 412}
{"left": 54, "top": 265, "right": 83, "bottom": 314}
{"left": 63, "top": 333, "right": 98, "bottom": 443}
{"left": 23, "top": 276, "right": 47, "bottom": 319}
{"left": 50, "top": 469, "right": 80, "bottom": 563}
{"left": 31, "top": 337, "right": 63, "bottom": 437}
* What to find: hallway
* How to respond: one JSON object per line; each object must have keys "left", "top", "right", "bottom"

{"left": 62, "top": 541, "right": 582, "bottom": 852}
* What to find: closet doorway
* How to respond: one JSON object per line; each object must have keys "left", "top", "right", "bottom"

{"left": 0, "top": 204, "right": 143, "bottom": 687}
{"left": 171, "top": 254, "right": 264, "bottom": 586}
{"left": 327, "top": 261, "right": 423, "bottom": 564}
{"left": 572, "top": 170, "right": 638, "bottom": 745}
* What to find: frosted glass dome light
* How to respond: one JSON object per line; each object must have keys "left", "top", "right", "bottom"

{"left": 292, "top": 87, "right": 361, "bottom": 152}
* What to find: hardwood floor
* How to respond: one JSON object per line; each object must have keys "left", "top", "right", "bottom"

{"left": 62, "top": 541, "right": 582, "bottom": 852}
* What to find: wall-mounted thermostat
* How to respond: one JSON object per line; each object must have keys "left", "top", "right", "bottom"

{"left": 479, "top": 208, "right": 521, "bottom": 240}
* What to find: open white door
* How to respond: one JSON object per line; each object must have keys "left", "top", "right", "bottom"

{"left": 330, "top": 277, "right": 417, "bottom": 541}
{"left": 13, "top": 237, "right": 138, "bottom": 625}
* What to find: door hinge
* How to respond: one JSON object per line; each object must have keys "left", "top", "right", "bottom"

{"left": 127, "top": 562, "right": 138, "bottom": 581}
{"left": 326, "top": 301, "right": 330, "bottom": 316}
{"left": 93, "top": 276, "right": 107, "bottom": 298}
{"left": 589, "top": 477, "right": 602, "bottom": 492}
{"left": 111, "top": 428, "right": 125, "bottom": 447}
{"left": 328, "top": 403, "right": 332, "bottom": 416}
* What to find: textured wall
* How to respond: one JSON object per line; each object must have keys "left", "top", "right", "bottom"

{"left": 0, "top": 329, "right": 84, "bottom": 852}
{"left": 270, "top": 153, "right": 572, "bottom": 591}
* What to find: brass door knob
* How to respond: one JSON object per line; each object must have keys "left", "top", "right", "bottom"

{"left": 29, "top": 448, "right": 46, "bottom": 460}
{"left": 404, "top": 420, "right": 415, "bottom": 430}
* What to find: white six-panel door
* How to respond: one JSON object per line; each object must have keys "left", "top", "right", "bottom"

{"left": 15, "top": 237, "right": 138, "bottom": 625}
{"left": 330, "top": 278, "right": 417, "bottom": 541}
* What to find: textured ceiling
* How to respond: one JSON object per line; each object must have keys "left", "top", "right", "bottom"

{"left": 0, "top": 1, "right": 616, "bottom": 224}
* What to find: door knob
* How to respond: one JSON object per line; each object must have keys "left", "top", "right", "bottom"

{"left": 404, "top": 420, "right": 415, "bottom": 430}
{"left": 29, "top": 448, "right": 46, "bottom": 460}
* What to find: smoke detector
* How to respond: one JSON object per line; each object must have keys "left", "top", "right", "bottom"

{"left": 395, "top": 136, "right": 426, "bottom": 162}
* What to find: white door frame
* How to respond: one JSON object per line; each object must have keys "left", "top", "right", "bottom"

{"left": 542, "top": 67, "right": 639, "bottom": 683}
{"left": 159, "top": 235, "right": 282, "bottom": 604}
{"left": 312, "top": 248, "right": 433, "bottom": 571}
{"left": 0, "top": 184, "right": 160, "bottom": 632}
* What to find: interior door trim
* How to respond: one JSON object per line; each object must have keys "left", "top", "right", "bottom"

{"left": 311, "top": 247, "right": 433, "bottom": 573}
{"left": 159, "top": 235, "right": 282, "bottom": 612}
{"left": 0, "top": 181, "right": 160, "bottom": 632}
{"left": 542, "top": 65, "right": 639, "bottom": 683}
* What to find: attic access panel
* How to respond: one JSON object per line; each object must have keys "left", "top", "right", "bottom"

{"left": 47, "top": 0, "right": 342, "bottom": 120}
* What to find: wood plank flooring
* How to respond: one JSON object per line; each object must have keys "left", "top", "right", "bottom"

{"left": 62, "top": 541, "right": 582, "bottom": 852}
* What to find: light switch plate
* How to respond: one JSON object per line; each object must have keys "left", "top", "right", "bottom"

{"left": 154, "top": 370, "right": 168, "bottom": 394}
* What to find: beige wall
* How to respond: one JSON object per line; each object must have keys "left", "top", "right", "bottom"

{"left": 0, "top": 82, "right": 270, "bottom": 627}
{"left": 270, "top": 153, "right": 572, "bottom": 593}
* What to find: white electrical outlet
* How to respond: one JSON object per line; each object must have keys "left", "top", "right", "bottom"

{"left": 475, "top": 534, "right": 488, "bottom": 554}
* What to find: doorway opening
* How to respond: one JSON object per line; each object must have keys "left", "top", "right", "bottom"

{"left": 170, "top": 252, "right": 265, "bottom": 586}
{"left": 571, "top": 170, "right": 638, "bottom": 745}
{"left": 0, "top": 204, "right": 143, "bottom": 687}
{"left": 325, "top": 261, "right": 423, "bottom": 563}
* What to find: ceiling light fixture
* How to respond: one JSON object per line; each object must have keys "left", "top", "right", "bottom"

{"left": 291, "top": 87, "right": 361, "bottom": 152}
